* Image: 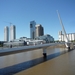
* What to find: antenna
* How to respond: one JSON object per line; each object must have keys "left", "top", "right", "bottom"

{"left": 56, "top": 10, "right": 69, "bottom": 42}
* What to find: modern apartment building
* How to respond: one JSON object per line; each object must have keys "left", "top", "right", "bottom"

{"left": 10, "top": 25, "right": 16, "bottom": 41}
{"left": 4, "top": 26, "right": 9, "bottom": 41}
{"left": 30, "top": 21, "right": 36, "bottom": 39}
{"left": 35, "top": 24, "right": 44, "bottom": 37}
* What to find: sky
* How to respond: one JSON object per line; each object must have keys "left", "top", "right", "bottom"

{"left": 0, "top": 0, "right": 75, "bottom": 41}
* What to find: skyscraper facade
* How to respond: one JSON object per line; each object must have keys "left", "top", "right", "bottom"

{"left": 35, "top": 24, "right": 44, "bottom": 37}
{"left": 10, "top": 25, "right": 16, "bottom": 41}
{"left": 4, "top": 26, "right": 9, "bottom": 41}
{"left": 30, "top": 21, "right": 36, "bottom": 39}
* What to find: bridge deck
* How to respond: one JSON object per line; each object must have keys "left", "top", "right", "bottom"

{"left": 15, "top": 49, "right": 75, "bottom": 75}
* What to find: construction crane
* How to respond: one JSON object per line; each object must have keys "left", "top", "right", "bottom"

{"left": 3, "top": 21, "right": 12, "bottom": 26}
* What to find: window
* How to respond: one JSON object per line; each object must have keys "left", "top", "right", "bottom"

{"left": 30, "top": 24, "right": 33, "bottom": 28}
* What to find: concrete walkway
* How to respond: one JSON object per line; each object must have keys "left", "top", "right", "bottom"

{"left": 15, "top": 50, "right": 75, "bottom": 75}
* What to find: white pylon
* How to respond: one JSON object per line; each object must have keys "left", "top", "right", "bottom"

{"left": 57, "top": 10, "right": 70, "bottom": 49}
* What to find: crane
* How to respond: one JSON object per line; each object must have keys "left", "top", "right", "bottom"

{"left": 3, "top": 21, "right": 12, "bottom": 26}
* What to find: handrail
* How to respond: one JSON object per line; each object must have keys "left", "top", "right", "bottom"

{"left": 0, "top": 43, "right": 65, "bottom": 56}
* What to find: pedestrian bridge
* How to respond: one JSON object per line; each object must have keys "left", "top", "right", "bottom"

{"left": 0, "top": 42, "right": 74, "bottom": 57}
{"left": 0, "top": 43, "right": 75, "bottom": 75}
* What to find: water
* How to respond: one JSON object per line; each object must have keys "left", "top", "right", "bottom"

{"left": 15, "top": 49, "right": 75, "bottom": 75}
{"left": 0, "top": 47, "right": 66, "bottom": 69}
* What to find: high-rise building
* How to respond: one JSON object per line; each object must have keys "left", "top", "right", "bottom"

{"left": 4, "top": 26, "right": 9, "bottom": 41}
{"left": 35, "top": 24, "right": 44, "bottom": 37}
{"left": 30, "top": 21, "right": 36, "bottom": 39}
{"left": 10, "top": 25, "right": 16, "bottom": 41}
